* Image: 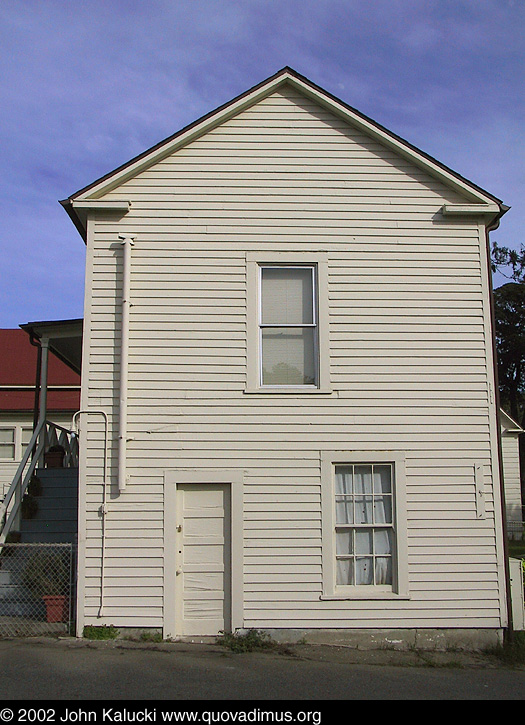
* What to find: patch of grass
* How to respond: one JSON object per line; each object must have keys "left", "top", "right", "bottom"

{"left": 486, "top": 631, "right": 525, "bottom": 667}
{"left": 217, "top": 629, "right": 278, "bottom": 653}
{"left": 139, "top": 631, "right": 164, "bottom": 643}
{"left": 83, "top": 624, "right": 119, "bottom": 640}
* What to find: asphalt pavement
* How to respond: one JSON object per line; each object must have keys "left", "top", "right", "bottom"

{"left": 0, "top": 636, "right": 524, "bottom": 702}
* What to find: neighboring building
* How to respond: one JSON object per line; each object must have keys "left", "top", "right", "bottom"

{"left": 500, "top": 408, "right": 523, "bottom": 538}
{"left": 0, "top": 329, "right": 80, "bottom": 495}
{"left": 58, "top": 67, "right": 512, "bottom": 647}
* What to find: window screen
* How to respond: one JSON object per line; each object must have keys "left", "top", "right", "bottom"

{"left": 260, "top": 266, "right": 317, "bottom": 386}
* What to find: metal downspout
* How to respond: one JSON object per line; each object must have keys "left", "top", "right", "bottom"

{"left": 485, "top": 211, "right": 514, "bottom": 643}
{"left": 118, "top": 234, "right": 134, "bottom": 493}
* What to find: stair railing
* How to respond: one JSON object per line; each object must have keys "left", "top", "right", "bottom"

{"left": 0, "top": 420, "right": 78, "bottom": 544}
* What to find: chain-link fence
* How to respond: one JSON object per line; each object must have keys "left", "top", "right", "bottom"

{"left": 0, "top": 543, "right": 75, "bottom": 637}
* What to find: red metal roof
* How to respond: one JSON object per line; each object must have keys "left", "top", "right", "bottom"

{"left": 0, "top": 329, "right": 80, "bottom": 412}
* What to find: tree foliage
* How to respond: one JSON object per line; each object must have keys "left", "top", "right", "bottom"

{"left": 493, "top": 282, "right": 525, "bottom": 425}
{"left": 491, "top": 243, "right": 525, "bottom": 493}
{"left": 491, "top": 242, "right": 525, "bottom": 284}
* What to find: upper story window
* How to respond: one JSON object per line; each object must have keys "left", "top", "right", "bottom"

{"left": 259, "top": 266, "right": 318, "bottom": 387}
{"left": 246, "top": 252, "right": 330, "bottom": 394}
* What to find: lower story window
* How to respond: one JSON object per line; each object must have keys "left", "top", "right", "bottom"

{"left": 322, "top": 452, "right": 408, "bottom": 598}
{"left": 335, "top": 464, "right": 393, "bottom": 586}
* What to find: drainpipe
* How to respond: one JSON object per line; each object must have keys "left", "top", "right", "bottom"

{"left": 485, "top": 208, "right": 514, "bottom": 643}
{"left": 118, "top": 234, "right": 134, "bottom": 493}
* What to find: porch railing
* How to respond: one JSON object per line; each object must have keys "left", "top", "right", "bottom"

{"left": 0, "top": 420, "right": 78, "bottom": 544}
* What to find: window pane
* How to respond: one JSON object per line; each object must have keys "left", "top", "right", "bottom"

{"left": 354, "top": 496, "right": 373, "bottom": 524}
{"left": 375, "top": 557, "right": 392, "bottom": 585}
{"left": 373, "top": 465, "right": 392, "bottom": 494}
{"left": 335, "top": 466, "right": 353, "bottom": 494}
{"left": 261, "top": 327, "right": 315, "bottom": 385}
{"left": 355, "top": 529, "right": 373, "bottom": 555}
{"left": 335, "top": 497, "right": 353, "bottom": 524}
{"left": 336, "top": 558, "right": 354, "bottom": 585}
{"left": 374, "top": 528, "right": 393, "bottom": 555}
{"left": 355, "top": 557, "right": 374, "bottom": 585}
{"left": 0, "top": 445, "right": 15, "bottom": 459}
{"left": 354, "top": 465, "right": 373, "bottom": 494}
{"left": 261, "top": 267, "right": 313, "bottom": 325}
{"left": 22, "top": 428, "right": 33, "bottom": 446}
{"left": 336, "top": 530, "right": 353, "bottom": 555}
{"left": 0, "top": 429, "right": 14, "bottom": 443}
{"left": 374, "top": 494, "right": 392, "bottom": 524}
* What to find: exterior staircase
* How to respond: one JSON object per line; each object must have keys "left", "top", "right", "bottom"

{"left": 19, "top": 468, "right": 78, "bottom": 543}
{"left": 0, "top": 467, "right": 78, "bottom": 628}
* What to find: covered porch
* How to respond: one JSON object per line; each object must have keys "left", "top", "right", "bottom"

{"left": 0, "top": 319, "right": 83, "bottom": 543}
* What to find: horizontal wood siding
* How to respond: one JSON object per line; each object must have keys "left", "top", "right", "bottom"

{"left": 501, "top": 432, "right": 522, "bottom": 524}
{"left": 80, "top": 85, "right": 504, "bottom": 629}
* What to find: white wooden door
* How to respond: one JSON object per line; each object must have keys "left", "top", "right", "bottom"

{"left": 176, "top": 483, "right": 231, "bottom": 636}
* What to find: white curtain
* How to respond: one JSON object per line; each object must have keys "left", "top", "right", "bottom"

{"left": 335, "top": 465, "right": 393, "bottom": 586}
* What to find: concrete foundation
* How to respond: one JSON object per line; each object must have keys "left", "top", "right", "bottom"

{"left": 101, "top": 626, "right": 504, "bottom": 653}
{"left": 256, "top": 628, "right": 504, "bottom": 652}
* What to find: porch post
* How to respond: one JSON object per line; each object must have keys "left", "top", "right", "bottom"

{"left": 37, "top": 337, "right": 50, "bottom": 467}
{"left": 13, "top": 337, "right": 49, "bottom": 531}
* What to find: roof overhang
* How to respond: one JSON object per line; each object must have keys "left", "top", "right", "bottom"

{"left": 20, "top": 319, "right": 83, "bottom": 375}
{"left": 499, "top": 408, "right": 523, "bottom": 433}
{"left": 60, "top": 67, "right": 507, "bottom": 242}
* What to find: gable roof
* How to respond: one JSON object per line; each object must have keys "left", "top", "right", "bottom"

{"left": 60, "top": 66, "right": 507, "bottom": 241}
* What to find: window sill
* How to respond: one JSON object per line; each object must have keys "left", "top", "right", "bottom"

{"left": 320, "top": 593, "right": 410, "bottom": 601}
{"left": 244, "top": 387, "right": 334, "bottom": 395}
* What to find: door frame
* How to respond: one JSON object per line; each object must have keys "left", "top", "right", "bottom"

{"left": 163, "top": 469, "right": 244, "bottom": 639}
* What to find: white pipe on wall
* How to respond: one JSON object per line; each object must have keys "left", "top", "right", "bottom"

{"left": 72, "top": 410, "right": 108, "bottom": 617}
{"left": 118, "top": 234, "right": 135, "bottom": 493}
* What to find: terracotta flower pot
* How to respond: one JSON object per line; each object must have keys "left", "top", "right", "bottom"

{"left": 44, "top": 451, "right": 64, "bottom": 468}
{"left": 43, "top": 594, "right": 69, "bottom": 623}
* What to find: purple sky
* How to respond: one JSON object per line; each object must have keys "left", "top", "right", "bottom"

{"left": 1, "top": 0, "right": 524, "bottom": 327}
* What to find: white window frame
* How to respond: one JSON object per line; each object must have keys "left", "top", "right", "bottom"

{"left": 0, "top": 426, "right": 33, "bottom": 462}
{"left": 321, "top": 451, "right": 409, "bottom": 600}
{"left": 246, "top": 252, "right": 331, "bottom": 394}
{"left": 259, "top": 264, "right": 318, "bottom": 388}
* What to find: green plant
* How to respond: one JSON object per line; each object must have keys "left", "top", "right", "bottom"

{"left": 217, "top": 629, "right": 276, "bottom": 653}
{"left": 486, "top": 631, "right": 525, "bottom": 667}
{"left": 21, "top": 549, "right": 69, "bottom": 598}
{"left": 83, "top": 624, "right": 119, "bottom": 640}
{"left": 139, "top": 631, "right": 164, "bottom": 643}
{"left": 27, "top": 475, "right": 42, "bottom": 497}
{"left": 21, "top": 494, "right": 38, "bottom": 519}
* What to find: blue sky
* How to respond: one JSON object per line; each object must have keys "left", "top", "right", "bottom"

{"left": 1, "top": 0, "right": 523, "bottom": 327}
